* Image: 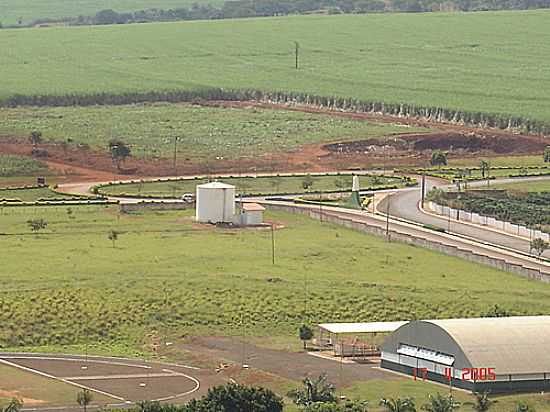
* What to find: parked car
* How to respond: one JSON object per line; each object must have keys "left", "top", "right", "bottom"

{"left": 181, "top": 193, "right": 195, "bottom": 203}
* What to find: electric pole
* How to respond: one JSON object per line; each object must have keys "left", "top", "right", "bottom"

{"left": 421, "top": 173, "right": 426, "bottom": 208}
{"left": 173, "top": 135, "right": 178, "bottom": 175}
{"left": 271, "top": 223, "right": 275, "bottom": 265}
{"left": 294, "top": 41, "right": 299, "bottom": 70}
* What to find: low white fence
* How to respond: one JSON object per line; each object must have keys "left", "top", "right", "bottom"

{"left": 428, "top": 202, "right": 550, "bottom": 242}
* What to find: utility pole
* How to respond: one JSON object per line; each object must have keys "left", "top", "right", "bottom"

{"left": 421, "top": 174, "right": 426, "bottom": 209}
{"left": 385, "top": 194, "right": 391, "bottom": 240}
{"left": 294, "top": 41, "right": 299, "bottom": 70}
{"left": 173, "top": 136, "right": 178, "bottom": 175}
{"left": 271, "top": 223, "right": 275, "bottom": 265}
{"left": 319, "top": 191, "right": 323, "bottom": 222}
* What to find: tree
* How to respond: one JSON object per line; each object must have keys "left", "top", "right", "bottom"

{"left": 421, "top": 394, "right": 460, "bottom": 412}
{"left": 515, "top": 401, "right": 535, "bottom": 412}
{"left": 108, "top": 229, "right": 119, "bottom": 248}
{"left": 76, "top": 389, "right": 93, "bottom": 412}
{"left": 299, "top": 324, "right": 314, "bottom": 350}
{"left": 288, "top": 374, "right": 336, "bottom": 406}
{"left": 543, "top": 146, "right": 550, "bottom": 163}
{"left": 1, "top": 399, "right": 23, "bottom": 412}
{"left": 302, "top": 175, "right": 314, "bottom": 191}
{"left": 27, "top": 218, "right": 47, "bottom": 233}
{"left": 430, "top": 150, "right": 448, "bottom": 168}
{"left": 108, "top": 139, "right": 131, "bottom": 171}
{"left": 184, "top": 382, "right": 283, "bottom": 412}
{"left": 479, "top": 160, "right": 490, "bottom": 179}
{"left": 530, "top": 238, "right": 549, "bottom": 258}
{"left": 467, "top": 391, "right": 495, "bottom": 412}
{"left": 29, "top": 130, "right": 42, "bottom": 147}
{"left": 380, "top": 397, "right": 417, "bottom": 412}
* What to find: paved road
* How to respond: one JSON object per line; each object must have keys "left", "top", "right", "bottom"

{"left": 379, "top": 176, "right": 550, "bottom": 259}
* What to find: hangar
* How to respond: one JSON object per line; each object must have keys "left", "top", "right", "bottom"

{"left": 381, "top": 316, "right": 550, "bottom": 393}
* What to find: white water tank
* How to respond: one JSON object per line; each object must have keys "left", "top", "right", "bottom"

{"left": 352, "top": 175, "right": 360, "bottom": 192}
{"left": 195, "top": 182, "right": 236, "bottom": 223}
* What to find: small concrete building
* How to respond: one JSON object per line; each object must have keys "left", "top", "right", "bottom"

{"left": 381, "top": 316, "right": 550, "bottom": 393}
{"left": 239, "top": 202, "right": 265, "bottom": 226}
{"left": 195, "top": 182, "right": 235, "bottom": 224}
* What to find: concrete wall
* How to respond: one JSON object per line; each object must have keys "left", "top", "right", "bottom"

{"left": 266, "top": 203, "right": 550, "bottom": 282}
{"left": 427, "top": 202, "right": 550, "bottom": 242}
{"left": 120, "top": 202, "right": 193, "bottom": 212}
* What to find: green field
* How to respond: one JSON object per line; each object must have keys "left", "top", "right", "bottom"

{"left": 448, "top": 156, "right": 549, "bottom": 168}
{"left": 2, "top": 11, "right": 550, "bottom": 122}
{"left": 412, "top": 165, "right": 550, "bottom": 181}
{"left": 0, "top": 154, "right": 49, "bottom": 177}
{"left": 0, "top": 186, "right": 79, "bottom": 201}
{"left": 493, "top": 179, "right": 550, "bottom": 192}
{"left": 0, "top": 104, "right": 417, "bottom": 159}
{"left": 0, "top": 0, "right": 220, "bottom": 26}
{"left": 99, "top": 174, "right": 410, "bottom": 197}
{"left": 1, "top": 205, "right": 550, "bottom": 349}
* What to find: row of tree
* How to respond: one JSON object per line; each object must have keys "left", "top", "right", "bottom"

{"left": 4, "top": 88, "right": 550, "bottom": 136}
{"left": 5, "top": 0, "right": 550, "bottom": 28}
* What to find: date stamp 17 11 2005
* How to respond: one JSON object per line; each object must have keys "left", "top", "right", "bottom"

{"left": 413, "top": 367, "right": 496, "bottom": 382}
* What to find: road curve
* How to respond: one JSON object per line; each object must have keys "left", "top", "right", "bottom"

{"left": 378, "top": 176, "right": 550, "bottom": 259}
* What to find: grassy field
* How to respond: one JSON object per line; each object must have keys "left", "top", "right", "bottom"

{"left": 2, "top": 11, "right": 550, "bottom": 122}
{"left": 493, "top": 179, "right": 550, "bottom": 192}
{"left": 411, "top": 165, "right": 550, "bottom": 181}
{"left": 0, "top": 0, "right": 221, "bottom": 26}
{"left": 0, "top": 186, "right": 79, "bottom": 201}
{"left": 99, "top": 174, "right": 409, "bottom": 197}
{"left": 448, "top": 156, "right": 549, "bottom": 168}
{"left": 0, "top": 154, "right": 49, "bottom": 177}
{"left": 0, "top": 104, "right": 418, "bottom": 159}
{"left": 1, "top": 205, "right": 550, "bottom": 351}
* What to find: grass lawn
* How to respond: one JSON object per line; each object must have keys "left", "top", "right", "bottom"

{"left": 0, "top": 187, "right": 80, "bottom": 201}
{"left": 99, "top": 174, "right": 410, "bottom": 197}
{"left": 0, "top": 0, "right": 221, "bottom": 26}
{"left": 448, "top": 156, "right": 549, "bottom": 168}
{"left": 0, "top": 104, "right": 419, "bottom": 159}
{"left": 1, "top": 206, "right": 550, "bottom": 352}
{"left": 412, "top": 165, "right": 550, "bottom": 181}
{"left": 1, "top": 11, "right": 550, "bottom": 122}
{"left": 492, "top": 179, "right": 550, "bottom": 192}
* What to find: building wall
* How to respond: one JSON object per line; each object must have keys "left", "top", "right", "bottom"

{"left": 241, "top": 210, "right": 263, "bottom": 225}
{"left": 196, "top": 187, "right": 235, "bottom": 223}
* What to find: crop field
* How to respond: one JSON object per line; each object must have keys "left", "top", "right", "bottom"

{"left": 0, "top": 154, "right": 48, "bottom": 177}
{"left": 0, "top": 104, "right": 416, "bottom": 159}
{"left": 99, "top": 174, "right": 409, "bottom": 197}
{"left": 0, "top": 0, "right": 220, "bottom": 26}
{"left": 2, "top": 11, "right": 550, "bottom": 122}
{"left": 1, "top": 205, "right": 550, "bottom": 352}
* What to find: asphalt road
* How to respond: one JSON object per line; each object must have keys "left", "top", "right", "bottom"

{"left": 379, "top": 176, "right": 550, "bottom": 259}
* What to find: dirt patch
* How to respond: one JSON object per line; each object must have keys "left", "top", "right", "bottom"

{"left": 0, "top": 389, "right": 45, "bottom": 405}
{"left": 180, "top": 336, "right": 397, "bottom": 388}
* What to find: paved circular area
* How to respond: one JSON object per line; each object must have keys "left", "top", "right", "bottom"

{"left": 0, "top": 353, "right": 201, "bottom": 409}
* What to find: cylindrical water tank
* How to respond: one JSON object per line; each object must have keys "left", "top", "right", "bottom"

{"left": 195, "top": 182, "right": 236, "bottom": 223}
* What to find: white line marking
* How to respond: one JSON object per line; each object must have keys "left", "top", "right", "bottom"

{"left": 0, "top": 356, "right": 151, "bottom": 370}
{"left": 0, "top": 352, "right": 200, "bottom": 370}
{"left": 0, "top": 358, "right": 126, "bottom": 401}
{"left": 65, "top": 372, "right": 182, "bottom": 381}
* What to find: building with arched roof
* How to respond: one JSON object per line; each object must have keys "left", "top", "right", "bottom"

{"left": 381, "top": 316, "right": 550, "bottom": 393}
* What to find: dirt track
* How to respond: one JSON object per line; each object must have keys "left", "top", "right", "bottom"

{"left": 1, "top": 101, "right": 547, "bottom": 183}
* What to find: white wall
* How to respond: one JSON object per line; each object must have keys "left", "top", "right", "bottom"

{"left": 196, "top": 187, "right": 235, "bottom": 223}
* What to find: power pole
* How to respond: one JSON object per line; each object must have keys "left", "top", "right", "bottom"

{"left": 173, "top": 136, "right": 178, "bottom": 175}
{"left": 385, "top": 194, "right": 391, "bottom": 240}
{"left": 294, "top": 41, "right": 299, "bottom": 70}
{"left": 421, "top": 174, "right": 426, "bottom": 208}
{"left": 271, "top": 223, "right": 275, "bottom": 265}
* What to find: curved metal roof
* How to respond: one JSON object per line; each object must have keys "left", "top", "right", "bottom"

{"left": 389, "top": 316, "right": 550, "bottom": 375}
